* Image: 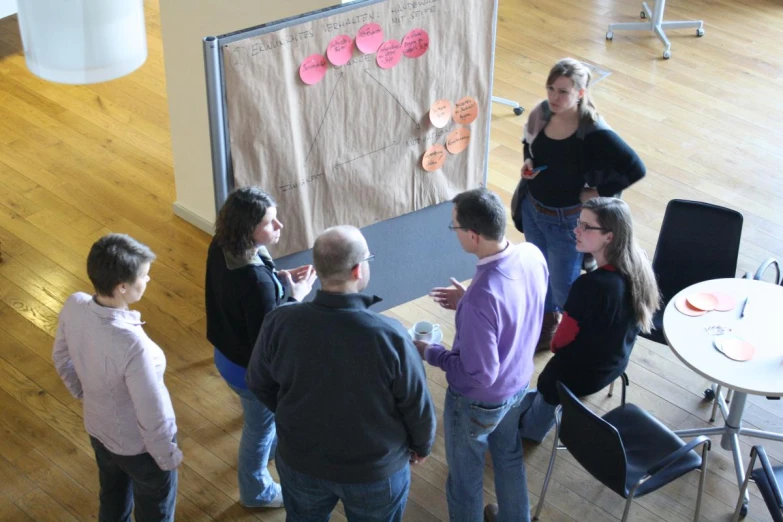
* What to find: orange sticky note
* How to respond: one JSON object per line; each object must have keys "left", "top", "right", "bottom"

{"left": 402, "top": 28, "right": 429, "bottom": 58}
{"left": 687, "top": 292, "right": 719, "bottom": 311}
{"left": 429, "top": 99, "right": 452, "bottom": 128}
{"left": 299, "top": 54, "right": 328, "bottom": 85}
{"left": 446, "top": 127, "right": 471, "bottom": 154}
{"left": 376, "top": 40, "right": 402, "bottom": 69}
{"left": 422, "top": 144, "right": 446, "bottom": 172}
{"left": 717, "top": 337, "right": 755, "bottom": 361}
{"left": 710, "top": 292, "right": 736, "bottom": 312}
{"left": 675, "top": 296, "right": 706, "bottom": 316}
{"left": 356, "top": 23, "right": 384, "bottom": 54}
{"left": 326, "top": 35, "right": 354, "bottom": 66}
{"left": 453, "top": 96, "right": 479, "bottom": 125}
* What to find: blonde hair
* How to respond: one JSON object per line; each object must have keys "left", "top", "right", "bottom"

{"left": 546, "top": 58, "right": 599, "bottom": 125}
{"left": 582, "top": 198, "right": 660, "bottom": 333}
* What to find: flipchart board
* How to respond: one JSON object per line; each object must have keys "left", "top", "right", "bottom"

{"left": 219, "top": 0, "right": 496, "bottom": 257}
{"left": 205, "top": 0, "right": 498, "bottom": 309}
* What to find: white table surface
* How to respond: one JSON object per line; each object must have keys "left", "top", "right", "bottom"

{"left": 663, "top": 278, "right": 783, "bottom": 397}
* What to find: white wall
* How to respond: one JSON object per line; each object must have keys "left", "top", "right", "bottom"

{"left": 0, "top": 0, "right": 17, "bottom": 19}
{"left": 159, "top": 0, "right": 335, "bottom": 233}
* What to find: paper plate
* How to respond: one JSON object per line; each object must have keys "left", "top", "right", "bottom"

{"left": 687, "top": 292, "right": 719, "bottom": 311}
{"left": 710, "top": 292, "right": 736, "bottom": 312}
{"left": 675, "top": 296, "right": 707, "bottom": 316}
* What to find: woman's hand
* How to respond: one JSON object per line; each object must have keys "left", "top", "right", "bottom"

{"left": 429, "top": 278, "right": 466, "bottom": 310}
{"left": 283, "top": 266, "right": 317, "bottom": 301}
{"left": 521, "top": 159, "right": 539, "bottom": 179}
{"left": 279, "top": 265, "right": 314, "bottom": 283}
{"left": 579, "top": 188, "right": 600, "bottom": 203}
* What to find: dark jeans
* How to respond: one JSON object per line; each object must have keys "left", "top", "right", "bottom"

{"left": 276, "top": 454, "right": 410, "bottom": 522}
{"left": 90, "top": 436, "right": 178, "bottom": 522}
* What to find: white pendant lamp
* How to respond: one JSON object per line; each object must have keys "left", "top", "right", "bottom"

{"left": 16, "top": 0, "right": 147, "bottom": 85}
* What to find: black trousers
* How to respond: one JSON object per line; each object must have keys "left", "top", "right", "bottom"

{"left": 90, "top": 436, "right": 177, "bottom": 522}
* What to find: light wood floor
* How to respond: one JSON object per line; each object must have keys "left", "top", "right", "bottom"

{"left": 1, "top": 0, "right": 782, "bottom": 520}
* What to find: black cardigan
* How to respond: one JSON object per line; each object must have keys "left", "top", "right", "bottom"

{"left": 205, "top": 240, "right": 293, "bottom": 368}
{"left": 511, "top": 102, "right": 646, "bottom": 232}
{"left": 537, "top": 267, "right": 640, "bottom": 405}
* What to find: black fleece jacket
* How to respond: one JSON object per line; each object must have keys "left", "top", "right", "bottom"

{"left": 246, "top": 290, "right": 436, "bottom": 484}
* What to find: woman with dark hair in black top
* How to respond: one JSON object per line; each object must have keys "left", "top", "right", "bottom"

{"left": 205, "top": 187, "right": 316, "bottom": 508}
{"left": 519, "top": 197, "right": 660, "bottom": 443}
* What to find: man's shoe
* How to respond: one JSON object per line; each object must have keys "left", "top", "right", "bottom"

{"left": 484, "top": 503, "right": 499, "bottom": 522}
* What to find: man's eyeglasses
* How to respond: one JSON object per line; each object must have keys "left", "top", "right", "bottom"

{"left": 353, "top": 253, "right": 375, "bottom": 269}
{"left": 448, "top": 223, "right": 470, "bottom": 232}
{"left": 576, "top": 218, "right": 610, "bottom": 232}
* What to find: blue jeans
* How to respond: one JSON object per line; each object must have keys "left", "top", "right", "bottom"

{"left": 517, "top": 390, "right": 558, "bottom": 444}
{"left": 521, "top": 194, "right": 583, "bottom": 313}
{"left": 90, "top": 436, "right": 177, "bottom": 522}
{"left": 444, "top": 386, "right": 532, "bottom": 522}
{"left": 276, "top": 454, "right": 410, "bottom": 522}
{"left": 227, "top": 383, "right": 281, "bottom": 506}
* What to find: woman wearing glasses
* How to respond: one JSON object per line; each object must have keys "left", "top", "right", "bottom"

{"left": 205, "top": 186, "right": 317, "bottom": 508}
{"left": 510, "top": 58, "right": 646, "bottom": 351}
{"left": 519, "top": 197, "right": 660, "bottom": 442}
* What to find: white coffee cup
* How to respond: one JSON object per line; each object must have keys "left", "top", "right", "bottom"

{"left": 413, "top": 321, "right": 441, "bottom": 342}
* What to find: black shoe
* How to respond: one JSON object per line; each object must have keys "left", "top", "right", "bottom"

{"left": 484, "top": 503, "right": 499, "bottom": 522}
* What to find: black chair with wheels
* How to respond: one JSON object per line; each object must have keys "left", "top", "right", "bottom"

{"left": 638, "top": 199, "right": 743, "bottom": 415}
{"left": 733, "top": 446, "right": 783, "bottom": 521}
{"left": 533, "top": 382, "right": 711, "bottom": 522}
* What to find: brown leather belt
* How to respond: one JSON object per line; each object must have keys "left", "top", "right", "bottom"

{"left": 533, "top": 202, "right": 582, "bottom": 217}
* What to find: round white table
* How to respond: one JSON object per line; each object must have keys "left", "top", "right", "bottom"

{"left": 663, "top": 278, "right": 783, "bottom": 514}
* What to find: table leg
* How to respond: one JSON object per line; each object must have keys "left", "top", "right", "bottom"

{"left": 674, "top": 426, "right": 725, "bottom": 438}
{"left": 721, "top": 392, "right": 746, "bottom": 451}
{"left": 739, "top": 428, "right": 783, "bottom": 443}
{"left": 729, "top": 432, "right": 749, "bottom": 511}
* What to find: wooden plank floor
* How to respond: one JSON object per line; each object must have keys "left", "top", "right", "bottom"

{"left": 1, "top": 0, "right": 782, "bottom": 520}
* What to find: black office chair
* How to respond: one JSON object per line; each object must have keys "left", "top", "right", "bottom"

{"left": 533, "top": 382, "right": 711, "bottom": 522}
{"left": 638, "top": 199, "right": 743, "bottom": 415}
{"left": 733, "top": 446, "right": 783, "bottom": 521}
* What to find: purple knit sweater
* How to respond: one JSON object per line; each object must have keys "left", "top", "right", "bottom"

{"left": 425, "top": 242, "right": 548, "bottom": 403}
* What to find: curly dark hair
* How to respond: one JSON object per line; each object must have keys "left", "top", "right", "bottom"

{"left": 214, "top": 187, "right": 276, "bottom": 258}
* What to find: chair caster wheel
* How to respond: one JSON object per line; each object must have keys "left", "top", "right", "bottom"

{"left": 696, "top": 28, "right": 704, "bottom": 37}
{"left": 606, "top": 31, "right": 613, "bottom": 40}
{"left": 513, "top": 107, "right": 524, "bottom": 116}
{"left": 663, "top": 50, "right": 671, "bottom": 59}
{"left": 640, "top": 10, "right": 646, "bottom": 18}
{"left": 703, "top": 388, "right": 715, "bottom": 401}
{"left": 739, "top": 503, "right": 748, "bottom": 518}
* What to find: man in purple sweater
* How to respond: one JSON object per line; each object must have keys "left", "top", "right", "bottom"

{"left": 415, "top": 188, "right": 548, "bottom": 522}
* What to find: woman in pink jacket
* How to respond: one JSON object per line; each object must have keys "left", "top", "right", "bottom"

{"left": 53, "top": 234, "right": 181, "bottom": 522}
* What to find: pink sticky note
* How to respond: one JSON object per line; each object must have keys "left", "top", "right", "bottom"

{"left": 356, "top": 23, "right": 384, "bottom": 54}
{"left": 402, "top": 28, "right": 429, "bottom": 58}
{"left": 326, "top": 34, "right": 354, "bottom": 66}
{"left": 299, "top": 54, "right": 328, "bottom": 85}
{"left": 376, "top": 40, "right": 402, "bottom": 69}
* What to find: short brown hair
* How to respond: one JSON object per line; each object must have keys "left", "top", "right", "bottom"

{"left": 452, "top": 188, "right": 506, "bottom": 241}
{"left": 87, "top": 234, "right": 155, "bottom": 296}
